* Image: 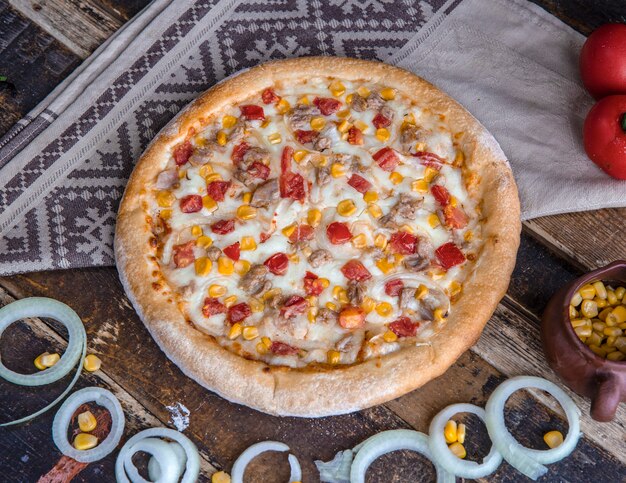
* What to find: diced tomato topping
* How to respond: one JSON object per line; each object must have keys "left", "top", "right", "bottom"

{"left": 295, "top": 130, "right": 318, "bottom": 144}
{"left": 431, "top": 184, "right": 451, "bottom": 206}
{"left": 210, "top": 219, "right": 235, "bottom": 235}
{"left": 179, "top": 194, "right": 203, "bottom": 213}
{"left": 347, "top": 174, "right": 372, "bottom": 194}
{"left": 390, "top": 231, "right": 418, "bottom": 255}
{"left": 338, "top": 306, "right": 366, "bottom": 329}
{"left": 289, "top": 224, "right": 315, "bottom": 242}
{"left": 172, "top": 241, "right": 195, "bottom": 268}
{"left": 279, "top": 146, "right": 306, "bottom": 202}
{"left": 347, "top": 126, "right": 363, "bottom": 145}
{"left": 222, "top": 242, "right": 240, "bottom": 261}
{"left": 341, "top": 260, "right": 372, "bottom": 282}
{"left": 326, "top": 221, "right": 352, "bottom": 244}
{"left": 303, "top": 271, "right": 326, "bottom": 296}
{"left": 173, "top": 141, "right": 193, "bottom": 166}
{"left": 435, "top": 242, "right": 466, "bottom": 269}
{"left": 207, "top": 180, "right": 231, "bottom": 202}
{"left": 231, "top": 142, "right": 250, "bottom": 165}
{"left": 202, "top": 297, "right": 226, "bottom": 317}
{"left": 270, "top": 341, "right": 299, "bottom": 355}
{"left": 384, "top": 279, "right": 405, "bottom": 297}
{"left": 443, "top": 205, "right": 468, "bottom": 229}
{"left": 228, "top": 303, "right": 251, "bottom": 324}
{"left": 372, "top": 112, "right": 392, "bottom": 129}
{"left": 280, "top": 145, "right": 293, "bottom": 173}
{"left": 389, "top": 316, "right": 419, "bottom": 337}
{"left": 280, "top": 295, "right": 308, "bottom": 319}
{"left": 261, "top": 88, "right": 280, "bottom": 104}
{"left": 313, "top": 97, "right": 342, "bottom": 115}
{"left": 373, "top": 147, "right": 400, "bottom": 172}
{"left": 260, "top": 232, "right": 271, "bottom": 243}
{"left": 264, "top": 252, "right": 289, "bottom": 275}
{"left": 240, "top": 104, "right": 265, "bottom": 120}
{"left": 248, "top": 161, "right": 270, "bottom": 180}
{"left": 411, "top": 151, "right": 444, "bottom": 170}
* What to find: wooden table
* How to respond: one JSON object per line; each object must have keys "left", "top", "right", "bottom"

{"left": 1, "top": 1, "right": 625, "bottom": 481}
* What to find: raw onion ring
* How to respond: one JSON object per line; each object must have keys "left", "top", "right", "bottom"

{"left": 428, "top": 403, "right": 502, "bottom": 478}
{"left": 231, "top": 441, "right": 302, "bottom": 483}
{"left": 485, "top": 375, "right": 581, "bottom": 480}
{"left": 0, "top": 297, "right": 87, "bottom": 426}
{"left": 115, "top": 427, "right": 200, "bottom": 483}
{"left": 52, "top": 387, "right": 125, "bottom": 463}
{"left": 148, "top": 441, "right": 186, "bottom": 481}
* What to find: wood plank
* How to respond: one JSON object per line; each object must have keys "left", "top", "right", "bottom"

{"left": 530, "top": 0, "right": 626, "bottom": 34}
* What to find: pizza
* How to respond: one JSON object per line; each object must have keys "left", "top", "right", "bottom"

{"left": 115, "top": 57, "right": 520, "bottom": 417}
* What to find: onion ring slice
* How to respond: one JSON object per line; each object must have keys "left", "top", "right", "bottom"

{"left": 231, "top": 441, "right": 302, "bottom": 483}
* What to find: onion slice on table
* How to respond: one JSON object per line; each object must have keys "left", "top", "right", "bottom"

{"left": 0, "top": 297, "right": 87, "bottom": 426}
{"left": 231, "top": 441, "right": 302, "bottom": 483}
{"left": 428, "top": 403, "right": 502, "bottom": 478}
{"left": 52, "top": 387, "right": 125, "bottom": 463}
{"left": 115, "top": 427, "right": 200, "bottom": 483}
{"left": 148, "top": 441, "right": 187, "bottom": 481}
{"left": 485, "top": 375, "right": 582, "bottom": 480}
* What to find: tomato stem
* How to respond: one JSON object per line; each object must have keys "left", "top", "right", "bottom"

{"left": 621, "top": 113, "right": 626, "bottom": 133}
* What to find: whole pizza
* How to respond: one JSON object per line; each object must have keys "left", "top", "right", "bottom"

{"left": 115, "top": 57, "right": 520, "bottom": 417}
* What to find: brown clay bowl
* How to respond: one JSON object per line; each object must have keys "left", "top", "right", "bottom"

{"left": 541, "top": 260, "right": 626, "bottom": 422}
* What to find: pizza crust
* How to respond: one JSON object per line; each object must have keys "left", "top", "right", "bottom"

{"left": 115, "top": 56, "right": 520, "bottom": 417}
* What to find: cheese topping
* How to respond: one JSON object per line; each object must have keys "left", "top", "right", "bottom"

{"left": 148, "top": 78, "right": 482, "bottom": 368}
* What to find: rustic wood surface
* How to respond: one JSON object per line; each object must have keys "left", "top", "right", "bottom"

{"left": 0, "top": 1, "right": 625, "bottom": 482}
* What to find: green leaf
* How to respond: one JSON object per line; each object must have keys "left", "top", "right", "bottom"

{"left": 0, "top": 76, "right": 7, "bottom": 82}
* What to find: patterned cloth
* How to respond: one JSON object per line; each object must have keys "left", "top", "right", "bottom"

{"left": 0, "top": 0, "right": 621, "bottom": 276}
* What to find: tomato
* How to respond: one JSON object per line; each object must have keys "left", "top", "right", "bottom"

{"left": 279, "top": 146, "right": 306, "bottom": 201}
{"left": 338, "top": 306, "right": 366, "bottom": 329}
{"left": 270, "top": 341, "right": 299, "bottom": 355}
{"left": 206, "top": 180, "right": 231, "bottom": 202}
{"left": 580, "top": 24, "right": 626, "bottom": 99}
{"left": 202, "top": 297, "right": 226, "bottom": 317}
{"left": 443, "top": 205, "right": 468, "bottom": 229}
{"left": 173, "top": 141, "right": 193, "bottom": 166}
{"left": 303, "top": 271, "right": 326, "bottom": 296}
{"left": 388, "top": 317, "right": 419, "bottom": 337}
{"left": 384, "top": 279, "right": 404, "bottom": 297}
{"left": 435, "top": 242, "right": 466, "bottom": 269}
{"left": 341, "top": 260, "right": 372, "bottom": 282}
{"left": 264, "top": 252, "right": 289, "bottom": 275}
{"left": 280, "top": 296, "right": 308, "bottom": 319}
{"left": 347, "top": 126, "right": 363, "bottom": 145}
{"left": 583, "top": 95, "right": 626, "bottom": 180}
{"left": 172, "top": 241, "right": 195, "bottom": 268}
{"left": 240, "top": 104, "right": 265, "bottom": 120}
{"left": 179, "top": 194, "right": 203, "bottom": 213}
{"left": 431, "top": 185, "right": 451, "bottom": 206}
{"left": 228, "top": 303, "right": 251, "bottom": 324}
{"left": 222, "top": 242, "right": 240, "bottom": 261}
{"left": 347, "top": 174, "right": 372, "bottom": 194}
{"left": 411, "top": 151, "right": 444, "bottom": 170}
{"left": 210, "top": 219, "right": 235, "bottom": 235}
{"left": 389, "top": 232, "right": 418, "bottom": 255}
{"left": 295, "top": 130, "right": 318, "bottom": 144}
{"left": 262, "top": 88, "right": 280, "bottom": 104}
{"left": 326, "top": 221, "right": 352, "bottom": 244}
{"left": 373, "top": 147, "right": 400, "bottom": 171}
{"left": 372, "top": 113, "right": 392, "bottom": 129}
{"left": 313, "top": 97, "right": 342, "bottom": 115}
{"left": 289, "top": 224, "right": 314, "bottom": 242}
{"left": 231, "top": 142, "right": 249, "bottom": 164}
{"left": 248, "top": 161, "right": 270, "bottom": 180}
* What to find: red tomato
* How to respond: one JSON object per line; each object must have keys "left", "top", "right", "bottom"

{"left": 347, "top": 126, "right": 363, "bottom": 145}
{"left": 179, "top": 194, "right": 203, "bottom": 213}
{"left": 270, "top": 341, "right": 299, "bottom": 355}
{"left": 326, "top": 221, "right": 352, "bottom": 244}
{"left": 231, "top": 142, "right": 249, "bottom": 164}
{"left": 384, "top": 279, "right": 404, "bottom": 297}
{"left": 295, "top": 130, "right": 318, "bottom": 144}
{"left": 222, "top": 242, "right": 240, "bottom": 261}
{"left": 341, "top": 260, "right": 372, "bottom": 282}
{"left": 373, "top": 147, "right": 400, "bottom": 171}
{"left": 262, "top": 88, "right": 280, "bottom": 104}
{"left": 389, "top": 232, "right": 418, "bottom": 255}
{"left": 389, "top": 317, "right": 419, "bottom": 337}
{"left": 583, "top": 95, "right": 626, "bottom": 180}
{"left": 280, "top": 296, "right": 308, "bottom": 319}
{"left": 172, "top": 241, "right": 195, "bottom": 268}
{"left": 303, "top": 271, "right": 325, "bottom": 296}
{"left": 228, "top": 303, "right": 251, "bottom": 324}
{"left": 211, "top": 219, "right": 235, "bottom": 235}
{"left": 338, "top": 306, "right": 366, "bottom": 329}
{"left": 580, "top": 24, "right": 626, "bottom": 99}
{"left": 207, "top": 180, "right": 231, "bottom": 202}
{"left": 202, "top": 297, "right": 226, "bottom": 317}
{"left": 240, "top": 104, "right": 265, "bottom": 120}
{"left": 289, "top": 224, "right": 315, "bottom": 242}
{"left": 264, "top": 253, "right": 289, "bottom": 275}
{"left": 435, "top": 242, "right": 466, "bottom": 269}
{"left": 248, "top": 161, "right": 270, "bottom": 180}
{"left": 444, "top": 205, "right": 468, "bottom": 229}
{"left": 347, "top": 174, "right": 372, "bottom": 194}
{"left": 372, "top": 112, "right": 392, "bottom": 129}
{"left": 313, "top": 97, "right": 342, "bottom": 115}
{"left": 431, "top": 185, "right": 451, "bottom": 206}
{"left": 279, "top": 146, "right": 306, "bottom": 201}
{"left": 173, "top": 141, "right": 193, "bottom": 166}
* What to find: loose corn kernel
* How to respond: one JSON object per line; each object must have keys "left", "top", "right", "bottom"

{"left": 351, "top": 234, "right": 367, "bottom": 248}
{"left": 242, "top": 326, "right": 258, "bottom": 341}
{"left": 298, "top": 95, "right": 309, "bottom": 105}
{"left": 307, "top": 306, "right": 318, "bottom": 322}
{"left": 579, "top": 284, "right": 596, "bottom": 300}
{"left": 310, "top": 117, "right": 326, "bottom": 131}
{"left": 228, "top": 323, "right": 242, "bottom": 340}
{"left": 333, "top": 286, "right": 349, "bottom": 304}
{"left": 434, "top": 308, "right": 446, "bottom": 322}
{"left": 41, "top": 353, "right": 60, "bottom": 368}
{"left": 374, "top": 234, "right": 388, "bottom": 250}
{"left": 589, "top": 344, "right": 607, "bottom": 357}
{"left": 375, "top": 128, "right": 390, "bottom": 142}
{"left": 267, "top": 132, "right": 282, "bottom": 144}
{"left": 223, "top": 295, "right": 238, "bottom": 308}
{"left": 337, "top": 119, "right": 351, "bottom": 133}
{"left": 574, "top": 326, "right": 592, "bottom": 338}
{"left": 331, "top": 163, "right": 346, "bottom": 178}
{"left": 615, "top": 287, "right": 626, "bottom": 300}
{"left": 337, "top": 109, "right": 351, "bottom": 119}
{"left": 209, "top": 284, "right": 227, "bottom": 297}
{"left": 217, "top": 257, "right": 234, "bottom": 275}
{"left": 448, "top": 442, "right": 466, "bottom": 459}
{"left": 357, "top": 86, "right": 371, "bottom": 98}
{"left": 594, "top": 297, "right": 608, "bottom": 308}
{"left": 586, "top": 332, "right": 602, "bottom": 347}
{"left": 276, "top": 98, "right": 291, "bottom": 114}
{"left": 570, "top": 291, "right": 583, "bottom": 307}
{"left": 329, "top": 80, "right": 346, "bottom": 97}
{"left": 444, "top": 420, "right": 458, "bottom": 443}
{"left": 249, "top": 298, "right": 264, "bottom": 313}
{"left": 293, "top": 150, "right": 308, "bottom": 163}
{"left": 327, "top": 350, "right": 341, "bottom": 365}
{"left": 361, "top": 297, "right": 376, "bottom": 313}
{"left": 607, "top": 306, "right": 626, "bottom": 325}
{"left": 260, "top": 336, "right": 272, "bottom": 349}
{"left": 307, "top": 209, "right": 322, "bottom": 227}
{"left": 363, "top": 191, "right": 378, "bottom": 203}
{"left": 326, "top": 302, "right": 338, "bottom": 311}
{"left": 212, "top": 471, "right": 231, "bottom": 483}
{"left": 448, "top": 281, "right": 462, "bottom": 297}
{"left": 256, "top": 341, "right": 268, "bottom": 354}
{"left": 205, "top": 172, "right": 223, "bottom": 183}
{"left": 411, "top": 179, "right": 429, "bottom": 193}
{"left": 608, "top": 351, "right": 625, "bottom": 361}
{"left": 593, "top": 281, "right": 607, "bottom": 299}
{"left": 288, "top": 253, "right": 300, "bottom": 263}
{"left": 318, "top": 155, "right": 329, "bottom": 166}
{"left": 607, "top": 335, "right": 617, "bottom": 347}
{"left": 607, "top": 290, "right": 618, "bottom": 306}
{"left": 571, "top": 318, "right": 590, "bottom": 328}
{"left": 464, "top": 231, "right": 474, "bottom": 242}
{"left": 160, "top": 209, "right": 172, "bottom": 220}
{"left": 354, "top": 120, "right": 369, "bottom": 132}
{"left": 568, "top": 305, "right": 578, "bottom": 319}
{"left": 191, "top": 225, "right": 203, "bottom": 237}
{"left": 580, "top": 300, "right": 598, "bottom": 318}
{"left": 457, "top": 423, "right": 466, "bottom": 444}
{"left": 260, "top": 119, "right": 270, "bottom": 129}
{"left": 216, "top": 130, "right": 228, "bottom": 146}
{"left": 337, "top": 199, "right": 357, "bottom": 217}
{"left": 74, "top": 433, "right": 98, "bottom": 451}
{"left": 178, "top": 169, "right": 187, "bottom": 179}
{"left": 34, "top": 353, "right": 48, "bottom": 370}
{"left": 236, "top": 205, "right": 257, "bottom": 220}
{"left": 78, "top": 411, "right": 97, "bottom": 432}
{"left": 428, "top": 213, "right": 441, "bottom": 228}
{"left": 195, "top": 257, "right": 212, "bottom": 276}
{"left": 199, "top": 164, "right": 213, "bottom": 178}
{"left": 415, "top": 142, "right": 426, "bottom": 152}
{"left": 376, "top": 258, "right": 395, "bottom": 274}
{"left": 197, "top": 235, "right": 213, "bottom": 249}
{"left": 222, "top": 115, "right": 237, "bottom": 129}
{"left": 423, "top": 167, "right": 439, "bottom": 183}
{"left": 345, "top": 93, "right": 353, "bottom": 104}
{"left": 415, "top": 284, "right": 429, "bottom": 300}
{"left": 376, "top": 302, "right": 393, "bottom": 317}
{"left": 383, "top": 330, "right": 398, "bottom": 342}
{"left": 368, "top": 204, "right": 383, "bottom": 218}
{"left": 263, "top": 288, "right": 282, "bottom": 300}
{"left": 604, "top": 327, "right": 623, "bottom": 337}
{"left": 543, "top": 430, "right": 564, "bottom": 449}
{"left": 156, "top": 190, "right": 175, "bottom": 208}
{"left": 389, "top": 172, "right": 404, "bottom": 185}
{"left": 202, "top": 195, "right": 217, "bottom": 212}
{"left": 282, "top": 224, "right": 297, "bottom": 238}
{"left": 235, "top": 260, "right": 251, "bottom": 275}
{"left": 592, "top": 321, "right": 605, "bottom": 332}
{"left": 83, "top": 354, "right": 102, "bottom": 372}
{"left": 240, "top": 236, "right": 257, "bottom": 251}
{"left": 380, "top": 87, "right": 396, "bottom": 100}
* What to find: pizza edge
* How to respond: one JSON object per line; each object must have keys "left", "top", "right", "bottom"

{"left": 114, "top": 56, "right": 521, "bottom": 417}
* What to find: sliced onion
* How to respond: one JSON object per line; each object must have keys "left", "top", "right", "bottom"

{"left": 126, "top": 438, "right": 182, "bottom": 483}
{"left": 485, "top": 376, "right": 581, "bottom": 480}
{"left": 231, "top": 441, "right": 301, "bottom": 483}
{"left": 115, "top": 427, "right": 200, "bottom": 483}
{"left": 52, "top": 387, "right": 125, "bottom": 463}
{"left": 0, "top": 297, "right": 87, "bottom": 426}
{"left": 428, "top": 403, "right": 502, "bottom": 478}
{"left": 350, "top": 429, "right": 455, "bottom": 483}
{"left": 148, "top": 441, "right": 186, "bottom": 481}
{"left": 315, "top": 449, "right": 355, "bottom": 483}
